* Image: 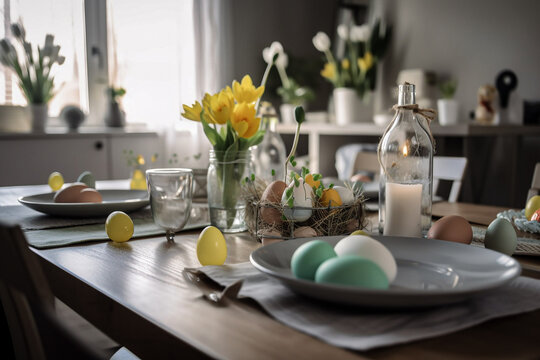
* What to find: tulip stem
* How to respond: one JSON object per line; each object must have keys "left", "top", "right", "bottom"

{"left": 255, "top": 54, "right": 276, "bottom": 114}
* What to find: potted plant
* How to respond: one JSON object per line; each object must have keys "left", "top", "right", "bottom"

{"left": 437, "top": 79, "right": 458, "bottom": 126}
{"left": 0, "top": 22, "right": 65, "bottom": 132}
{"left": 105, "top": 86, "right": 126, "bottom": 127}
{"left": 262, "top": 42, "right": 314, "bottom": 124}
{"left": 313, "top": 20, "right": 391, "bottom": 125}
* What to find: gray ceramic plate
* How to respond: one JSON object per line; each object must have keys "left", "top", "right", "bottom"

{"left": 19, "top": 190, "right": 149, "bottom": 218}
{"left": 250, "top": 235, "right": 521, "bottom": 308}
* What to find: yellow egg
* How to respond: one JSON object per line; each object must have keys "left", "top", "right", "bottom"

{"left": 130, "top": 169, "right": 147, "bottom": 190}
{"left": 105, "top": 211, "right": 134, "bottom": 243}
{"left": 197, "top": 226, "right": 227, "bottom": 266}
{"left": 48, "top": 171, "right": 64, "bottom": 191}
{"left": 320, "top": 188, "right": 343, "bottom": 207}
{"left": 305, "top": 174, "right": 321, "bottom": 189}
{"left": 525, "top": 195, "right": 540, "bottom": 220}
{"left": 351, "top": 229, "right": 369, "bottom": 236}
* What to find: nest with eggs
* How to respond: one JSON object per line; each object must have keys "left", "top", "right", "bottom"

{"left": 243, "top": 177, "right": 367, "bottom": 242}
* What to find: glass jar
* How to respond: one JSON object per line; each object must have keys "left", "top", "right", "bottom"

{"left": 378, "top": 83, "right": 433, "bottom": 237}
{"left": 207, "top": 149, "right": 254, "bottom": 233}
{"left": 252, "top": 102, "right": 287, "bottom": 184}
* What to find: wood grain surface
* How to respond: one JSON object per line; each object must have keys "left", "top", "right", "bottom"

{"left": 29, "top": 201, "right": 540, "bottom": 360}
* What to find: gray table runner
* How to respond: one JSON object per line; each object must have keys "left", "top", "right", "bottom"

{"left": 193, "top": 262, "right": 540, "bottom": 351}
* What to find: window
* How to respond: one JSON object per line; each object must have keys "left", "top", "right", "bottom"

{"left": 0, "top": 0, "right": 87, "bottom": 116}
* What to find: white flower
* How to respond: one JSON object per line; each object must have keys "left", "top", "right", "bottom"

{"left": 337, "top": 24, "right": 350, "bottom": 40}
{"left": 262, "top": 41, "right": 284, "bottom": 64}
{"left": 42, "top": 34, "right": 54, "bottom": 56}
{"left": 312, "top": 32, "right": 330, "bottom": 52}
{"left": 350, "top": 24, "right": 370, "bottom": 42}
{"left": 10, "top": 23, "right": 25, "bottom": 40}
{"left": 276, "top": 52, "right": 288, "bottom": 69}
{"left": 57, "top": 56, "right": 65, "bottom": 65}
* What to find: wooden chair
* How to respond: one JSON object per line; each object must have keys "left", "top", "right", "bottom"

{"left": 527, "top": 163, "right": 540, "bottom": 202}
{"left": 0, "top": 220, "right": 137, "bottom": 360}
{"left": 433, "top": 156, "right": 467, "bottom": 202}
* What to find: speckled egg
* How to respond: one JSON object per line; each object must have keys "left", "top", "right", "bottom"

{"left": 484, "top": 218, "right": 517, "bottom": 256}
{"left": 293, "top": 226, "right": 318, "bottom": 238}
{"left": 53, "top": 183, "right": 88, "bottom": 203}
{"left": 291, "top": 240, "right": 336, "bottom": 280}
{"left": 315, "top": 255, "right": 389, "bottom": 289}
{"left": 333, "top": 186, "right": 355, "bottom": 205}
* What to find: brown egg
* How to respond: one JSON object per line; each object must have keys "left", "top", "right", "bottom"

{"left": 293, "top": 226, "right": 317, "bottom": 238}
{"left": 53, "top": 183, "right": 88, "bottom": 203}
{"left": 427, "top": 215, "right": 473, "bottom": 244}
{"left": 76, "top": 188, "right": 103, "bottom": 203}
{"left": 260, "top": 180, "right": 287, "bottom": 225}
{"left": 260, "top": 229, "right": 283, "bottom": 246}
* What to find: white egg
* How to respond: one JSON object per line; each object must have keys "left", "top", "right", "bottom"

{"left": 334, "top": 235, "right": 397, "bottom": 282}
{"left": 281, "top": 178, "right": 313, "bottom": 222}
{"left": 333, "top": 186, "right": 355, "bottom": 205}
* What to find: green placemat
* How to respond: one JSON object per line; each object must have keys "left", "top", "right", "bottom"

{"left": 25, "top": 218, "right": 209, "bottom": 249}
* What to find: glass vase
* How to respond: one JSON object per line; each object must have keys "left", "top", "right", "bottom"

{"left": 207, "top": 149, "right": 253, "bottom": 233}
{"left": 378, "top": 83, "right": 433, "bottom": 237}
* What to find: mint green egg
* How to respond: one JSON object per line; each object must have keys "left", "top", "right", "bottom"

{"left": 485, "top": 218, "right": 517, "bottom": 256}
{"left": 291, "top": 240, "right": 337, "bottom": 280}
{"left": 315, "top": 255, "right": 389, "bottom": 289}
{"left": 77, "top": 171, "right": 95, "bottom": 188}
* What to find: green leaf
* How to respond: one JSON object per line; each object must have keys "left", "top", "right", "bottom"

{"left": 200, "top": 112, "right": 223, "bottom": 149}
{"left": 271, "top": 169, "right": 276, "bottom": 176}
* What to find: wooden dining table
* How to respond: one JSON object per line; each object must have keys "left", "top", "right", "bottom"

{"left": 3, "top": 184, "right": 540, "bottom": 359}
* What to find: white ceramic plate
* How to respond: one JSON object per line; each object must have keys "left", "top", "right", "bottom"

{"left": 19, "top": 190, "right": 149, "bottom": 218}
{"left": 250, "top": 235, "right": 521, "bottom": 308}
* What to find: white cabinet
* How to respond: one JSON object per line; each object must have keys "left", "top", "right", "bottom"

{"left": 0, "top": 131, "right": 160, "bottom": 186}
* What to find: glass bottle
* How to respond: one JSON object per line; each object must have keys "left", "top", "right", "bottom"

{"left": 252, "top": 102, "right": 287, "bottom": 184}
{"left": 378, "top": 83, "right": 433, "bottom": 237}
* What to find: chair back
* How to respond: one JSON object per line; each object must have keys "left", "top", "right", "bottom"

{"left": 0, "top": 220, "right": 106, "bottom": 360}
{"left": 433, "top": 156, "right": 467, "bottom": 202}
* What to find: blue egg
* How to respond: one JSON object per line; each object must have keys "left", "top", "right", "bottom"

{"left": 291, "top": 240, "right": 337, "bottom": 280}
{"left": 77, "top": 171, "right": 95, "bottom": 188}
{"left": 315, "top": 255, "right": 389, "bottom": 289}
{"left": 484, "top": 218, "right": 517, "bottom": 256}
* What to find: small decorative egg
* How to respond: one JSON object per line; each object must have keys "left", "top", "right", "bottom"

{"left": 77, "top": 170, "right": 96, "bottom": 188}
{"left": 320, "top": 188, "right": 342, "bottom": 207}
{"left": 260, "top": 180, "right": 287, "bottom": 225}
{"left": 531, "top": 209, "right": 540, "bottom": 222}
{"left": 196, "top": 226, "right": 227, "bottom": 266}
{"left": 304, "top": 174, "right": 321, "bottom": 189}
{"left": 293, "top": 226, "right": 317, "bottom": 238}
{"left": 351, "top": 229, "right": 369, "bottom": 236}
{"left": 48, "top": 171, "right": 64, "bottom": 191}
{"left": 53, "top": 183, "right": 88, "bottom": 203}
{"left": 334, "top": 235, "right": 397, "bottom": 282}
{"left": 484, "top": 218, "right": 517, "bottom": 256}
{"left": 77, "top": 188, "right": 102, "bottom": 203}
{"left": 130, "top": 169, "right": 147, "bottom": 190}
{"left": 427, "top": 215, "right": 473, "bottom": 244}
{"left": 333, "top": 186, "right": 354, "bottom": 205}
{"left": 259, "top": 229, "right": 283, "bottom": 246}
{"left": 315, "top": 255, "right": 389, "bottom": 289}
{"left": 291, "top": 240, "right": 336, "bottom": 280}
{"left": 281, "top": 178, "right": 313, "bottom": 222}
{"left": 525, "top": 195, "right": 540, "bottom": 220}
{"left": 105, "top": 211, "right": 134, "bottom": 243}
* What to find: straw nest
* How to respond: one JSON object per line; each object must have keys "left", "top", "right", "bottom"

{"left": 242, "top": 178, "right": 367, "bottom": 241}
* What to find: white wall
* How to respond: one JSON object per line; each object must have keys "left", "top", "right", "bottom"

{"left": 373, "top": 0, "right": 540, "bottom": 120}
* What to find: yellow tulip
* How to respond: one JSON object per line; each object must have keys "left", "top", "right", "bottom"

{"left": 231, "top": 102, "right": 260, "bottom": 138}
{"left": 203, "top": 88, "right": 234, "bottom": 125}
{"left": 181, "top": 101, "right": 202, "bottom": 122}
{"left": 320, "top": 62, "right": 335, "bottom": 80}
{"left": 232, "top": 75, "right": 264, "bottom": 103}
{"left": 358, "top": 51, "right": 373, "bottom": 73}
{"left": 136, "top": 154, "right": 145, "bottom": 165}
{"left": 341, "top": 58, "right": 350, "bottom": 70}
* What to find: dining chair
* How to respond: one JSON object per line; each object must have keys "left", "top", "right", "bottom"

{"left": 433, "top": 156, "right": 467, "bottom": 202}
{"left": 527, "top": 162, "right": 540, "bottom": 201}
{"left": 0, "top": 220, "right": 138, "bottom": 360}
